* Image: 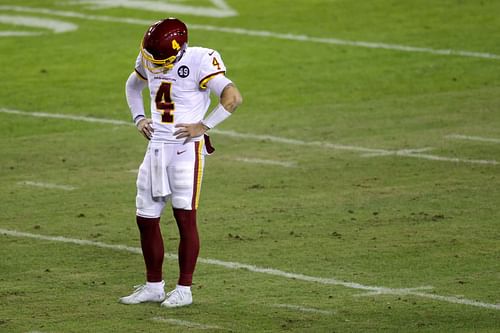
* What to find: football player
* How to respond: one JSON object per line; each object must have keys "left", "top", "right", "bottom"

{"left": 119, "top": 17, "right": 242, "bottom": 308}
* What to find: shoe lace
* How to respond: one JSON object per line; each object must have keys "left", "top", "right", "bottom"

{"left": 166, "top": 289, "right": 182, "bottom": 301}
{"left": 132, "top": 284, "right": 147, "bottom": 294}
{"left": 166, "top": 288, "right": 190, "bottom": 303}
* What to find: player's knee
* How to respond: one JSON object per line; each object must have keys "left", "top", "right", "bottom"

{"left": 136, "top": 198, "right": 165, "bottom": 218}
{"left": 136, "top": 188, "right": 166, "bottom": 217}
{"left": 171, "top": 195, "right": 191, "bottom": 210}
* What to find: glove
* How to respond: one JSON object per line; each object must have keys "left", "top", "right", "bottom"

{"left": 136, "top": 118, "right": 154, "bottom": 140}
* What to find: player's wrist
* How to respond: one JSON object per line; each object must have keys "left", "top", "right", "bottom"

{"left": 201, "top": 104, "right": 231, "bottom": 129}
{"left": 200, "top": 122, "right": 210, "bottom": 132}
{"left": 134, "top": 115, "right": 146, "bottom": 127}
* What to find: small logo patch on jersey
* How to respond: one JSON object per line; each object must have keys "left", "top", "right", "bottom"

{"left": 178, "top": 65, "right": 190, "bottom": 78}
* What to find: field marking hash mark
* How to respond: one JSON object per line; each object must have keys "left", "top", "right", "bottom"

{"left": 446, "top": 134, "right": 500, "bottom": 144}
{"left": 271, "top": 303, "right": 334, "bottom": 315}
{"left": 233, "top": 157, "right": 298, "bottom": 168}
{"left": 18, "top": 181, "right": 77, "bottom": 191}
{"left": 1, "top": 228, "right": 499, "bottom": 311}
{"left": 0, "top": 6, "right": 499, "bottom": 60}
{"left": 151, "top": 317, "right": 227, "bottom": 330}
{"left": 1, "top": 108, "right": 498, "bottom": 166}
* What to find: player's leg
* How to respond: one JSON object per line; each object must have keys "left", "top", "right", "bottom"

{"left": 120, "top": 145, "right": 169, "bottom": 304}
{"left": 161, "top": 141, "right": 205, "bottom": 308}
{"left": 173, "top": 208, "right": 199, "bottom": 287}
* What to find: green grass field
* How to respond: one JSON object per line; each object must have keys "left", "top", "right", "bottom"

{"left": 1, "top": 0, "right": 500, "bottom": 332}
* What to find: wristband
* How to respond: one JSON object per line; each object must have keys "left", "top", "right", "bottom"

{"left": 201, "top": 104, "right": 231, "bottom": 129}
{"left": 134, "top": 115, "right": 145, "bottom": 126}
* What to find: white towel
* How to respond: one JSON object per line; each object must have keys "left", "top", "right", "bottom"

{"left": 150, "top": 142, "right": 171, "bottom": 198}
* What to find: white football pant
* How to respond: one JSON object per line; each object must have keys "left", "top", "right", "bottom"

{"left": 136, "top": 140, "right": 205, "bottom": 218}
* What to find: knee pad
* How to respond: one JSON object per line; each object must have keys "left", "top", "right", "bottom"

{"left": 136, "top": 193, "right": 166, "bottom": 218}
{"left": 171, "top": 196, "right": 191, "bottom": 210}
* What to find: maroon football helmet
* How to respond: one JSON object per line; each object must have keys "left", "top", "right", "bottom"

{"left": 141, "top": 18, "right": 188, "bottom": 73}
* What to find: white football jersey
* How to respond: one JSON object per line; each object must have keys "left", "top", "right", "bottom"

{"left": 134, "top": 46, "right": 227, "bottom": 143}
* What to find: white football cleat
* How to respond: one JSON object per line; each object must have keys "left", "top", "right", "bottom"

{"left": 161, "top": 286, "right": 193, "bottom": 308}
{"left": 119, "top": 282, "right": 165, "bottom": 305}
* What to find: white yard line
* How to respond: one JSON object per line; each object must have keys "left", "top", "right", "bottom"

{"left": 18, "top": 181, "right": 76, "bottom": 191}
{"left": 1, "top": 107, "right": 498, "bottom": 166}
{"left": 446, "top": 134, "right": 500, "bottom": 144}
{"left": 233, "top": 157, "right": 297, "bottom": 168}
{"left": 71, "top": 0, "right": 238, "bottom": 18}
{"left": 0, "top": 14, "right": 77, "bottom": 33}
{"left": 1, "top": 228, "right": 499, "bottom": 311}
{"left": 354, "top": 286, "right": 435, "bottom": 297}
{"left": 395, "top": 151, "right": 498, "bottom": 165}
{"left": 0, "top": 108, "right": 130, "bottom": 125}
{"left": 188, "top": 24, "right": 500, "bottom": 61}
{"left": 271, "top": 303, "right": 334, "bottom": 315}
{"left": 361, "top": 147, "right": 498, "bottom": 166}
{"left": 0, "top": 6, "right": 499, "bottom": 60}
{"left": 152, "top": 317, "right": 226, "bottom": 330}
{"left": 361, "top": 147, "right": 434, "bottom": 157}
{"left": 0, "top": 31, "right": 42, "bottom": 36}
{"left": 211, "top": 129, "right": 389, "bottom": 155}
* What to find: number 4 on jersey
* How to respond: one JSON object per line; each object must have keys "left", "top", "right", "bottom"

{"left": 155, "top": 82, "right": 174, "bottom": 123}
{"left": 212, "top": 57, "right": 221, "bottom": 70}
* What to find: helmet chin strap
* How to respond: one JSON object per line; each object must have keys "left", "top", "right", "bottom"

{"left": 160, "top": 44, "right": 187, "bottom": 73}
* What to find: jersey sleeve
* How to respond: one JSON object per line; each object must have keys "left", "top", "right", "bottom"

{"left": 134, "top": 52, "right": 148, "bottom": 81}
{"left": 198, "top": 49, "right": 227, "bottom": 89}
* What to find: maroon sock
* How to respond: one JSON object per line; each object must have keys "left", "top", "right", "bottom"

{"left": 173, "top": 208, "right": 200, "bottom": 286}
{"left": 136, "top": 215, "right": 164, "bottom": 282}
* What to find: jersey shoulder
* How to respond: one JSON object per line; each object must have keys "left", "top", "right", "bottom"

{"left": 184, "top": 46, "right": 221, "bottom": 64}
{"left": 187, "top": 46, "right": 219, "bottom": 56}
{"left": 183, "top": 46, "right": 226, "bottom": 85}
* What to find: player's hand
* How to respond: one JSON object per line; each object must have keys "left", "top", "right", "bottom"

{"left": 174, "top": 122, "right": 209, "bottom": 143}
{"left": 137, "top": 118, "right": 154, "bottom": 140}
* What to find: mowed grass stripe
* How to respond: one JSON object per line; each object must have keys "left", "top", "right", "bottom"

{"left": 1, "top": 228, "right": 499, "bottom": 311}
{"left": 1, "top": 5, "right": 500, "bottom": 60}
